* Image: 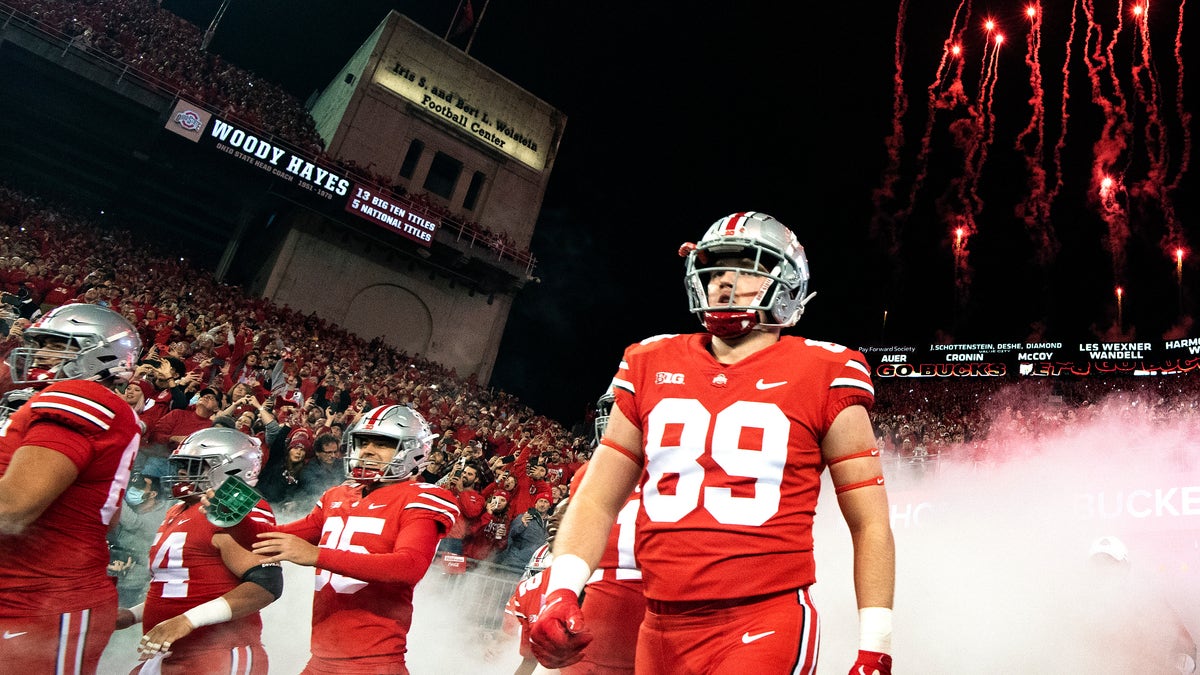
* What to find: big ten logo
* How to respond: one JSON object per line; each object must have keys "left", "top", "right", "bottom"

{"left": 655, "top": 372, "right": 685, "bottom": 385}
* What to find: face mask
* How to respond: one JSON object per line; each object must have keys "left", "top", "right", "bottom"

{"left": 125, "top": 487, "right": 148, "bottom": 506}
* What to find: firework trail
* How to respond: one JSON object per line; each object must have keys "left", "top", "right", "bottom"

{"left": 870, "top": 0, "right": 911, "bottom": 258}
{"left": 973, "top": 32, "right": 1004, "bottom": 189}
{"left": 1129, "top": 0, "right": 1181, "bottom": 254}
{"left": 1082, "top": 0, "right": 1133, "bottom": 279}
{"left": 1168, "top": 0, "right": 1192, "bottom": 193}
{"left": 953, "top": 25, "right": 1004, "bottom": 275}
{"left": 1160, "top": 0, "right": 1193, "bottom": 270}
{"left": 900, "top": 0, "right": 973, "bottom": 224}
{"left": 1049, "top": 0, "right": 1083, "bottom": 205}
{"left": 1130, "top": 1, "right": 1168, "bottom": 182}
{"left": 1015, "top": 4, "right": 1058, "bottom": 262}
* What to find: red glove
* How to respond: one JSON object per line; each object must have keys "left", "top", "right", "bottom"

{"left": 849, "top": 650, "right": 892, "bottom": 675}
{"left": 528, "top": 589, "right": 593, "bottom": 668}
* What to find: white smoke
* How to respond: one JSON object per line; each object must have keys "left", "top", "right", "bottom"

{"left": 814, "top": 397, "right": 1200, "bottom": 674}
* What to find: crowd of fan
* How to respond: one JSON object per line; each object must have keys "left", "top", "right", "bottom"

{"left": 0, "top": 182, "right": 588, "bottom": 572}
{"left": 2, "top": 0, "right": 535, "bottom": 266}
{"left": 873, "top": 373, "right": 1200, "bottom": 464}
{"left": 6, "top": 0, "right": 323, "bottom": 153}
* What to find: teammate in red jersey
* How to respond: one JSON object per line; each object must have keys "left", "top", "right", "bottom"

{"left": 504, "top": 543, "right": 555, "bottom": 675}
{"left": 531, "top": 212, "right": 896, "bottom": 675}
{"left": 252, "top": 405, "right": 460, "bottom": 675}
{"left": 0, "top": 303, "right": 143, "bottom": 674}
{"left": 553, "top": 388, "right": 644, "bottom": 675}
{"left": 117, "top": 427, "right": 282, "bottom": 674}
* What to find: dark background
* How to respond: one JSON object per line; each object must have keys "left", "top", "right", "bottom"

{"left": 161, "top": 0, "right": 1198, "bottom": 424}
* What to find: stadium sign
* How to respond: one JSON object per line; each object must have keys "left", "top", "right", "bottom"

{"left": 860, "top": 339, "right": 1200, "bottom": 378}
{"left": 167, "top": 100, "right": 437, "bottom": 247}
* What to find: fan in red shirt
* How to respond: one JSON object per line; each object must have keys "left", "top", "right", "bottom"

{"left": 530, "top": 213, "right": 896, "bottom": 675}
{"left": 252, "top": 405, "right": 460, "bottom": 674}
{"left": 0, "top": 304, "right": 143, "bottom": 674}
{"left": 117, "top": 427, "right": 282, "bottom": 674}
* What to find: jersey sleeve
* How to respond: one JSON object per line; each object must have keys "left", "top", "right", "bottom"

{"left": 314, "top": 516, "right": 442, "bottom": 585}
{"left": 22, "top": 385, "right": 128, "bottom": 470}
{"left": 823, "top": 348, "right": 875, "bottom": 428}
{"left": 610, "top": 343, "right": 640, "bottom": 430}
{"left": 402, "top": 483, "right": 461, "bottom": 534}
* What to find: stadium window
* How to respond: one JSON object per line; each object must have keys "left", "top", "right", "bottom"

{"left": 463, "top": 171, "right": 486, "bottom": 211}
{"left": 398, "top": 139, "right": 424, "bottom": 179}
{"left": 424, "top": 152, "right": 463, "bottom": 199}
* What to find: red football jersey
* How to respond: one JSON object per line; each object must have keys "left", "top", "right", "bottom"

{"left": 504, "top": 568, "right": 552, "bottom": 657}
{"left": 0, "top": 380, "right": 141, "bottom": 615}
{"left": 143, "top": 498, "right": 277, "bottom": 657}
{"left": 570, "top": 464, "right": 642, "bottom": 584}
{"left": 611, "top": 333, "right": 874, "bottom": 601}
{"left": 278, "top": 480, "right": 458, "bottom": 667}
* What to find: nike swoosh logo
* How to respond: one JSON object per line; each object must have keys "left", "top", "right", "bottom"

{"left": 741, "top": 630, "right": 775, "bottom": 644}
{"left": 368, "top": 503, "right": 387, "bottom": 510}
{"left": 876, "top": 477, "right": 885, "bottom": 485}
{"left": 755, "top": 379, "right": 787, "bottom": 390}
{"left": 3, "top": 631, "right": 28, "bottom": 639}
{"left": 176, "top": 519, "right": 190, "bottom": 525}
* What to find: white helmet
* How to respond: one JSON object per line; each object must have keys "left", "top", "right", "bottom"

{"left": 1088, "top": 535, "right": 1130, "bottom": 563}
{"left": 342, "top": 405, "right": 434, "bottom": 482}
{"left": 162, "top": 427, "right": 264, "bottom": 499}
{"left": 522, "top": 543, "right": 553, "bottom": 581}
{"left": 7, "top": 303, "right": 142, "bottom": 386}
{"left": 682, "top": 212, "right": 812, "bottom": 338}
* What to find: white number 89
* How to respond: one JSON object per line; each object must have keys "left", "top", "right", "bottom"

{"left": 642, "top": 398, "right": 789, "bottom": 526}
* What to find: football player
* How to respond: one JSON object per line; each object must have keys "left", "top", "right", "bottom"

{"left": 556, "top": 388, "right": 644, "bottom": 675}
{"left": 0, "top": 303, "right": 143, "bottom": 674}
{"left": 118, "top": 427, "right": 281, "bottom": 674}
{"left": 252, "top": 405, "right": 460, "bottom": 675}
{"left": 504, "top": 542, "right": 556, "bottom": 675}
{"left": 530, "top": 212, "right": 896, "bottom": 675}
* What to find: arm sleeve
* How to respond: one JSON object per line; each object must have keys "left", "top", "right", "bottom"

{"left": 23, "top": 420, "right": 93, "bottom": 471}
{"left": 314, "top": 517, "right": 441, "bottom": 585}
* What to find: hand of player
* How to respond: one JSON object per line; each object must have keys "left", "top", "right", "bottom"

{"left": 138, "top": 614, "right": 194, "bottom": 660}
{"left": 253, "top": 531, "right": 320, "bottom": 566}
{"left": 528, "top": 589, "right": 592, "bottom": 668}
{"left": 848, "top": 650, "right": 892, "bottom": 675}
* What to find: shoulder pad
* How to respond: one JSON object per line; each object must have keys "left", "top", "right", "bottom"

{"left": 638, "top": 333, "right": 679, "bottom": 346}
{"left": 27, "top": 382, "right": 126, "bottom": 437}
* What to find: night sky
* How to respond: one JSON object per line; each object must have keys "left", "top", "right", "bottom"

{"left": 164, "top": 0, "right": 1199, "bottom": 424}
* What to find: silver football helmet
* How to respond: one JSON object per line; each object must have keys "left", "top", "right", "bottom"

{"left": 594, "top": 385, "right": 615, "bottom": 446}
{"left": 162, "top": 427, "right": 264, "bottom": 499}
{"left": 343, "top": 405, "right": 434, "bottom": 482}
{"left": 7, "top": 303, "right": 142, "bottom": 386}
{"left": 682, "top": 212, "right": 812, "bottom": 338}
{"left": 522, "top": 542, "right": 553, "bottom": 581}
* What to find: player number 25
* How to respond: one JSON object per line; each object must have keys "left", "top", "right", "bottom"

{"left": 315, "top": 515, "right": 384, "bottom": 594}
{"left": 643, "top": 398, "right": 787, "bottom": 527}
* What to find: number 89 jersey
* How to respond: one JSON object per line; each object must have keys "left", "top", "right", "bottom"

{"left": 610, "top": 333, "right": 874, "bottom": 602}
